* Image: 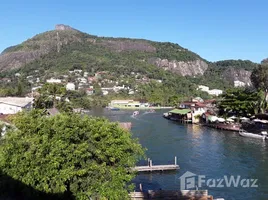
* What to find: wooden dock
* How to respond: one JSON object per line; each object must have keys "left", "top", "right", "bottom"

{"left": 132, "top": 157, "right": 179, "bottom": 172}
{"left": 119, "top": 122, "right": 132, "bottom": 130}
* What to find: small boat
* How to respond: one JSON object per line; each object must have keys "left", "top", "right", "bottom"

{"left": 132, "top": 111, "right": 139, "bottom": 116}
{"left": 148, "top": 109, "right": 155, "bottom": 113}
{"left": 239, "top": 130, "right": 267, "bottom": 140}
{"left": 111, "top": 107, "right": 120, "bottom": 111}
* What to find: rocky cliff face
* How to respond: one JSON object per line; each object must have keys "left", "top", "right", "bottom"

{"left": 222, "top": 68, "right": 252, "bottom": 86}
{"left": 148, "top": 57, "right": 208, "bottom": 76}
{"left": 55, "top": 24, "right": 77, "bottom": 31}
{"left": 261, "top": 58, "right": 268, "bottom": 64}
{"left": 0, "top": 25, "right": 83, "bottom": 71}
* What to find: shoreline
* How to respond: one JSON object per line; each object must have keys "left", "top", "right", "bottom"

{"left": 109, "top": 106, "right": 174, "bottom": 110}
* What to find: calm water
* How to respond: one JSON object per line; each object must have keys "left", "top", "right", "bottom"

{"left": 90, "top": 109, "right": 268, "bottom": 200}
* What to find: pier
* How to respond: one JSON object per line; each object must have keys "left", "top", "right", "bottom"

{"left": 132, "top": 157, "right": 179, "bottom": 172}
{"left": 119, "top": 122, "right": 132, "bottom": 130}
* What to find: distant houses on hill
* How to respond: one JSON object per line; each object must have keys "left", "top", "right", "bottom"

{"left": 197, "top": 85, "right": 223, "bottom": 96}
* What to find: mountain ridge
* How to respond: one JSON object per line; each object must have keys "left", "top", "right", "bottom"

{"left": 0, "top": 24, "right": 258, "bottom": 87}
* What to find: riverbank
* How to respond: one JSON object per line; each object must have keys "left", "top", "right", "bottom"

{"left": 110, "top": 106, "right": 174, "bottom": 110}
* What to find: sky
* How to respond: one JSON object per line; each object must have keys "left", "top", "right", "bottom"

{"left": 1, "top": 0, "right": 267, "bottom": 63}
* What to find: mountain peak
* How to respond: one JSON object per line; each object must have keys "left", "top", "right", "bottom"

{"left": 55, "top": 24, "right": 76, "bottom": 31}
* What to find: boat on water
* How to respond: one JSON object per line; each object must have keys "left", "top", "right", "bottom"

{"left": 106, "top": 106, "right": 120, "bottom": 111}
{"left": 110, "top": 107, "right": 120, "bottom": 111}
{"left": 132, "top": 111, "right": 139, "bottom": 116}
{"left": 239, "top": 130, "right": 267, "bottom": 140}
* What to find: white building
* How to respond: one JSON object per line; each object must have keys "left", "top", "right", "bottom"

{"left": 83, "top": 72, "right": 89, "bottom": 77}
{"left": 234, "top": 80, "right": 246, "bottom": 87}
{"left": 207, "top": 89, "right": 223, "bottom": 96}
{"left": 86, "top": 88, "right": 94, "bottom": 95}
{"left": 32, "top": 86, "right": 42, "bottom": 92}
{"left": 102, "top": 90, "right": 109, "bottom": 95}
{"left": 0, "top": 97, "right": 33, "bottom": 114}
{"left": 197, "top": 85, "right": 210, "bottom": 92}
{"left": 46, "top": 78, "right": 62, "bottom": 84}
{"left": 78, "top": 77, "right": 87, "bottom": 84}
{"left": 74, "top": 69, "right": 83, "bottom": 73}
{"left": 66, "top": 83, "right": 75, "bottom": 91}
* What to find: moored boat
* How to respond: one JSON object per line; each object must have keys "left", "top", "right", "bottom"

{"left": 110, "top": 107, "right": 120, "bottom": 111}
{"left": 239, "top": 130, "right": 267, "bottom": 140}
{"left": 132, "top": 111, "right": 139, "bottom": 116}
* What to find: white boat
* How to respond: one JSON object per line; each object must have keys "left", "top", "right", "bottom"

{"left": 239, "top": 130, "right": 267, "bottom": 140}
{"left": 132, "top": 111, "right": 139, "bottom": 116}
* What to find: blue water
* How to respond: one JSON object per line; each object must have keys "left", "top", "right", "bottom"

{"left": 90, "top": 109, "right": 268, "bottom": 200}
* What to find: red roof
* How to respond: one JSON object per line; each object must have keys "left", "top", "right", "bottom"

{"left": 195, "top": 102, "right": 206, "bottom": 107}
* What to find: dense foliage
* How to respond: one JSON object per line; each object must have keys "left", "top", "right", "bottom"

{"left": 218, "top": 88, "right": 263, "bottom": 117}
{"left": 215, "top": 59, "right": 257, "bottom": 71}
{"left": 1, "top": 29, "right": 259, "bottom": 104}
{"left": 0, "top": 110, "right": 144, "bottom": 199}
{"left": 250, "top": 64, "right": 268, "bottom": 112}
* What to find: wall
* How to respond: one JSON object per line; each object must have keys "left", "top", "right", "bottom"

{"left": 0, "top": 103, "right": 22, "bottom": 114}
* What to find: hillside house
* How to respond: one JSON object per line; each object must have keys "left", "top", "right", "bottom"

{"left": 46, "top": 78, "right": 62, "bottom": 84}
{"left": 0, "top": 97, "right": 33, "bottom": 114}
{"left": 234, "top": 80, "right": 246, "bottom": 87}
{"left": 197, "top": 85, "right": 209, "bottom": 92}
{"left": 207, "top": 89, "right": 223, "bottom": 96}
{"left": 86, "top": 88, "right": 94, "bottom": 95}
{"left": 66, "top": 83, "right": 75, "bottom": 91}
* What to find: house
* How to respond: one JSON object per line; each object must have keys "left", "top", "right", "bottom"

{"left": 113, "top": 85, "right": 125, "bottom": 92}
{"left": 207, "top": 89, "right": 223, "bottom": 96}
{"left": 66, "top": 83, "right": 75, "bottom": 91}
{"left": 0, "top": 97, "right": 33, "bottom": 114}
{"left": 88, "top": 76, "right": 96, "bottom": 83}
{"left": 197, "top": 85, "right": 209, "bottom": 92}
{"left": 74, "top": 69, "right": 83, "bottom": 73}
{"left": 86, "top": 88, "right": 94, "bottom": 95}
{"left": 78, "top": 77, "right": 87, "bottom": 84}
{"left": 83, "top": 72, "right": 89, "bottom": 77}
{"left": 109, "top": 100, "right": 150, "bottom": 109}
{"left": 164, "top": 109, "right": 192, "bottom": 123}
{"left": 234, "top": 80, "right": 246, "bottom": 87}
{"left": 46, "top": 78, "right": 62, "bottom": 84}
{"left": 178, "top": 98, "right": 212, "bottom": 123}
{"left": 102, "top": 90, "right": 109, "bottom": 95}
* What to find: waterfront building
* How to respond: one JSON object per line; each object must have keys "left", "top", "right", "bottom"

{"left": 109, "top": 100, "right": 150, "bottom": 109}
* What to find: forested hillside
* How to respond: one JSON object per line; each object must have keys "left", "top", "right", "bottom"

{"left": 0, "top": 24, "right": 259, "bottom": 103}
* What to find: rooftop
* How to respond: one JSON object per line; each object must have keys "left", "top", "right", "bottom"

{"left": 0, "top": 97, "right": 33, "bottom": 107}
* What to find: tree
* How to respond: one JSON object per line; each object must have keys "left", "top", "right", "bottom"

{"left": 218, "top": 88, "right": 261, "bottom": 117}
{"left": 34, "top": 83, "right": 67, "bottom": 109}
{"left": 250, "top": 64, "right": 268, "bottom": 112}
{"left": 0, "top": 110, "right": 144, "bottom": 199}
